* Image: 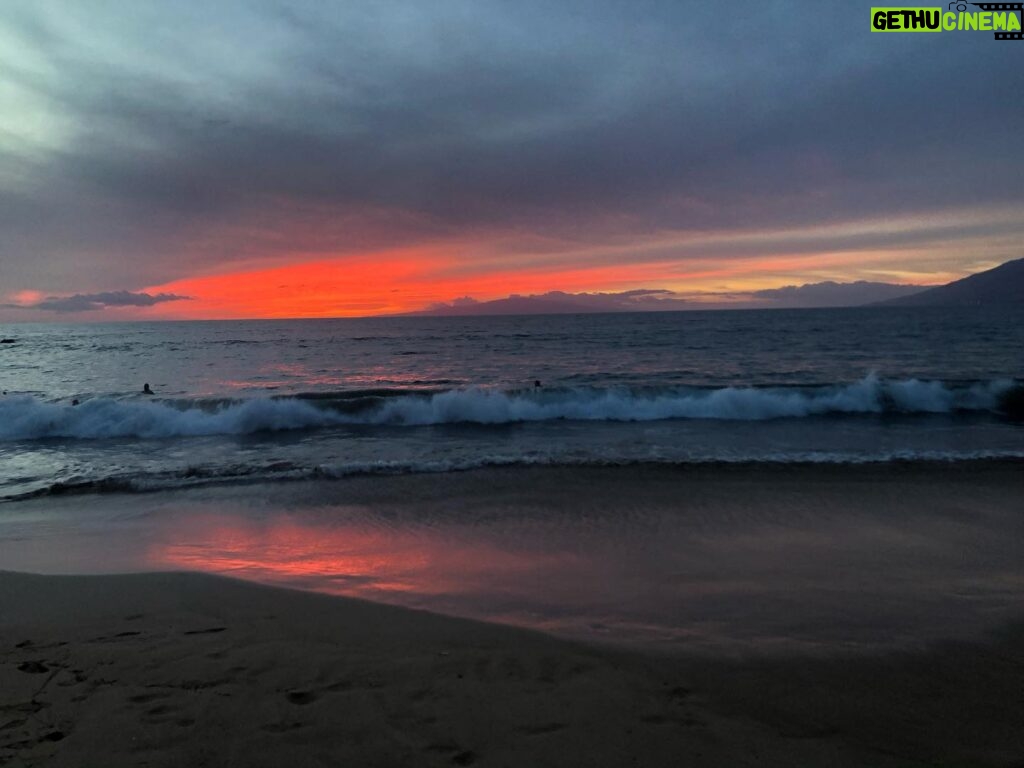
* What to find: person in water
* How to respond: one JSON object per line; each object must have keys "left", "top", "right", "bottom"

{"left": 143, "top": 383, "right": 154, "bottom": 395}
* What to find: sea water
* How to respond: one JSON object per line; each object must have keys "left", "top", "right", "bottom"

{"left": 1, "top": 305, "right": 1022, "bottom": 500}
{"left": 1, "top": 305, "right": 1023, "bottom": 650}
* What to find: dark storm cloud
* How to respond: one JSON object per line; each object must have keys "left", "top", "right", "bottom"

{"left": 1, "top": 1, "right": 1022, "bottom": 292}
{"left": 22, "top": 291, "right": 191, "bottom": 313}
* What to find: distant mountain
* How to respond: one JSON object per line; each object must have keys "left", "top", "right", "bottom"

{"left": 752, "top": 280, "right": 925, "bottom": 308}
{"left": 875, "top": 258, "right": 1024, "bottom": 306}
{"left": 414, "top": 295, "right": 597, "bottom": 316}
{"left": 408, "top": 281, "right": 931, "bottom": 316}
{"left": 407, "top": 290, "right": 686, "bottom": 316}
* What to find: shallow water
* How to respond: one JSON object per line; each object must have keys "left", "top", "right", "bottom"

{"left": 2, "top": 464, "right": 1021, "bottom": 654}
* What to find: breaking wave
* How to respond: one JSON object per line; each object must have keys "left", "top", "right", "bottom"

{"left": 0, "top": 375, "right": 1018, "bottom": 442}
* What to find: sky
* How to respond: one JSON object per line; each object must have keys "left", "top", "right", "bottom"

{"left": 1, "top": 0, "right": 1022, "bottom": 320}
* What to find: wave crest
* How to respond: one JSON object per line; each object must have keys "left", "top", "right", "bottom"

{"left": 0, "top": 375, "right": 1016, "bottom": 441}
{"left": 0, "top": 395, "right": 342, "bottom": 441}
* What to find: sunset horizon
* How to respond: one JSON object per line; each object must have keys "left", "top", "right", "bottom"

{"left": 1, "top": 206, "right": 1015, "bottom": 320}
{"left": 2, "top": 3, "right": 1021, "bottom": 321}
{"left": 1, "top": 247, "right": 1012, "bottom": 321}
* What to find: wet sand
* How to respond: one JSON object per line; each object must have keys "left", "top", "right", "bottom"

{"left": 2, "top": 460, "right": 1023, "bottom": 766}
{"left": 2, "top": 460, "right": 1022, "bottom": 652}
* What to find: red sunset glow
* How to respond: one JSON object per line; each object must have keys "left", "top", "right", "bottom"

{"left": 128, "top": 240, "right": 963, "bottom": 320}
{"left": 140, "top": 249, "right": 687, "bottom": 319}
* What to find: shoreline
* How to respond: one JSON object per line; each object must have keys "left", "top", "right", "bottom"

{"left": 4, "top": 454, "right": 1024, "bottom": 505}
{"left": 3, "top": 569, "right": 1024, "bottom": 767}
{"left": 2, "top": 459, "right": 1022, "bottom": 655}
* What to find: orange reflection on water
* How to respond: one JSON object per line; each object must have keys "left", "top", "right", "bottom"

{"left": 148, "top": 513, "right": 573, "bottom": 604}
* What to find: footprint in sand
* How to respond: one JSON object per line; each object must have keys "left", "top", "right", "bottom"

{"left": 127, "top": 693, "right": 168, "bottom": 704}
{"left": 260, "top": 721, "right": 304, "bottom": 733}
{"left": 285, "top": 690, "right": 319, "bottom": 706}
{"left": 517, "top": 722, "right": 568, "bottom": 736}
{"left": 425, "top": 743, "right": 478, "bottom": 766}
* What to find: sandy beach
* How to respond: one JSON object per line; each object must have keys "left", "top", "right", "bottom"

{"left": 2, "top": 571, "right": 1023, "bottom": 768}
{"left": 4, "top": 465, "right": 1024, "bottom": 768}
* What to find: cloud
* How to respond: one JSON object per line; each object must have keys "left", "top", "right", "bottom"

{"left": 416, "top": 289, "right": 687, "bottom": 315}
{"left": 750, "top": 281, "right": 925, "bottom": 308}
{"left": 22, "top": 290, "right": 191, "bottom": 313}
{"left": 0, "top": 2, "right": 1021, "bottom": 299}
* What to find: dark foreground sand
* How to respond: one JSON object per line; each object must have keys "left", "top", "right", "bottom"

{"left": 2, "top": 569, "right": 1024, "bottom": 768}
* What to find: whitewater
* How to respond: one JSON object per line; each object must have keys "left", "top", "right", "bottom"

{"left": 0, "top": 375, "right": 1019, "bottom": 441}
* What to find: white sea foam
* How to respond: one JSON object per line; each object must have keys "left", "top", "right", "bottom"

{"left": 0, "top": 375, "right": 1015, "bottom": 441}
{"left": 0, "top": 395, "right": 345, "bottom": 441}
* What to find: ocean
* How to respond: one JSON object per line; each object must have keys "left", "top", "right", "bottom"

{"left": 2, "top": 306, "right": 1022, "bottom": 651}
{"left": 1, "top": 305, "right": 1022, "bottom": 499}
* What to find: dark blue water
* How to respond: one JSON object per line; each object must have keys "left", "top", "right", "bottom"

{"left": 1, "top": 306, "right": 1022, "bottom": 499}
